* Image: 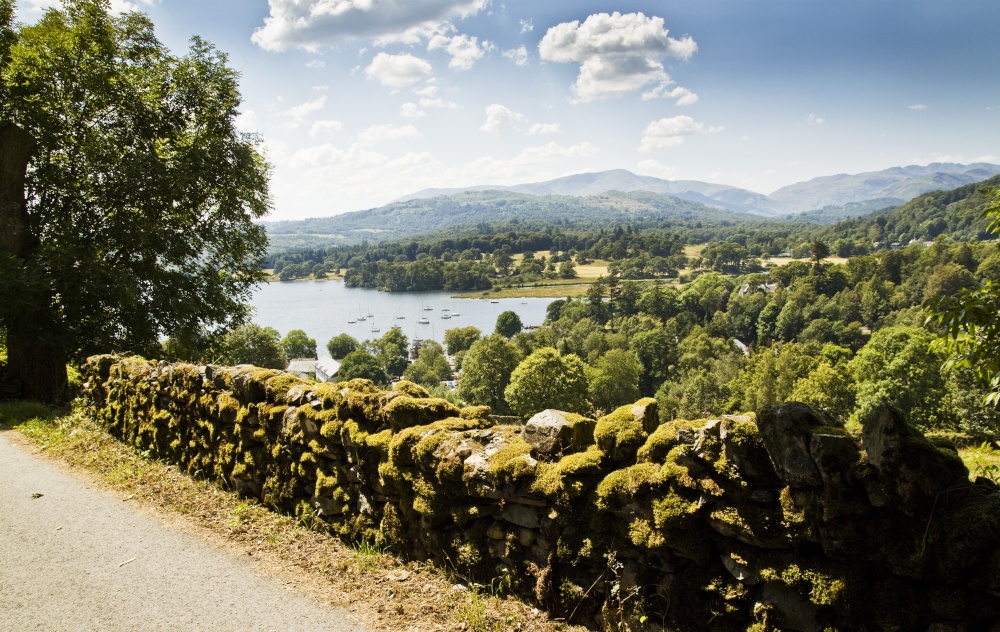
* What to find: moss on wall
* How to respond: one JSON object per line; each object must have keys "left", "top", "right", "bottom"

{"left": 81, "top": 355, "right": 1000, "bottom": 631}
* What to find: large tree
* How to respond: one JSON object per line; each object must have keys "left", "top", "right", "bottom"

{"left": 0, "top": 0, "right": 270, "bottom": 401}
{"left": 459, "top": 334, "right": 521, "bottom": 414}
{"left": 504, "top": 347, "right": 589, "bottom": 418}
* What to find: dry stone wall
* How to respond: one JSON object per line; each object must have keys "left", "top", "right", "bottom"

{"left": 82, "top": 355, "right": 1000, "bottom": 631}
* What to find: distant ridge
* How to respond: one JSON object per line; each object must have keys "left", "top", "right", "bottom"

{"left": 396, "top": 163, "right": 1000, "bottom": 215}
{"left": 263, "top": 163, "right": 1000, "bottom": 248}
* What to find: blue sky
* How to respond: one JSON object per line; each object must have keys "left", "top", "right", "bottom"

{"left": 19, "top": 0, "right": 1000, "bottom": 220}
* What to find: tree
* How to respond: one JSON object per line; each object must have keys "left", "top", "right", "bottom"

{"left": 495, "top": 310, "right": 523, "bottom": 338}
{"left": 0, "top": 1, "right": 269, "bottom": 401}
{"left": 929, "top": 187, "right": 1000, "bottom": 405}
{"left": 326, "top": 333, "right": 359, "bottom": 360}
{"left": 789, "top": 363, "right": 856, "bottom": 422}
{"left": 443, "top": 326, "right": 481, "bottom": 355}
{"left": 848, "top": 326, "right": 951, "bottom": 430}
{"left": 504, "top": 347, "right": 589, "bottom": 418}
{"left": 219, "top": 324, "right": 287, "bottom": 370}
{"left": 459, "top": 334, "right": 522, "bottom": 414}
{"left": 280, "top": 329, "right": 316, "bottom": 359}
{"left": 402, "top": 340, "right": 451, "bottom": 386}
{"left": 368, "top": 328, "right": 409, "bottom": 377}
{"left": 338, "top": 349, "right": 389, "bottom": 385}
{"left": 587, "top": 348, "right": 642, "bottom": 414}
{"left": 810, "top": 240, "right": 831, "bottom": 273}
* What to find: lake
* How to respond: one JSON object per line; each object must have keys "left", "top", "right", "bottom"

{"left": 249, "top": 280, "right": 554, "bottom": 359}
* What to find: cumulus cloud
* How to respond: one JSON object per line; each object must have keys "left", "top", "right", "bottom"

{"left": 357, "top": 123, "right": 421, "bottom": 145}
{"left": 805, "top": 114, "right": 825, "bottom": 125}
{"left": 400, "top": 97, "right": 458, "bottom": 119}
{"left": 480, "top": 104, "right": 524, "bottom": 133}
{"left": 928, "top": 154, "right": 999, "bottom": 164}
{"left": 503, "top": 45, "right": 529, "bottom": 66}
{"left": 283, "top": 96, "right": 327, "bottom": 127}
{"left": 305, "top": 59, "right": 326, "bottom": 69}
{"left": 636, "top": 159, "right": 676, "bottom": 179}
{"left": 528, "top": 123, "right": 561, "bottom": 135}
{"left": 428, "top": 33, "right": 488, "bottom": 70}
{"left": 908, "top": 104, "right": 927, "bottom": 111}
{"left": 365, "top": 52, "right": 433, "bottom": 87}
{"left": 277, "top": 140, "right": 600, "bottom": 216}
{"left": 519, "top": 18, "right": 533, "bottom": 34}
{"left": 400, "top": 102, "right": 426, "bottom": 118}
{"left": 309, "top": 119, "right": 344, "bottom": 137}
{"left": 459, "top": 142, "right": 600, "bottom": 182}
{"left": 639, "top": 115, "right": 722, "bottom": 151}
{"left": 539, "top": 12, "right": 697, "bottom": 103}
{"left": 252, "top": 0, "right": 489, "bottom": 51}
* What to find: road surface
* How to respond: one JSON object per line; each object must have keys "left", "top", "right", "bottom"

{"left": 0, "top": 427, "right": 374, "bottom": 632}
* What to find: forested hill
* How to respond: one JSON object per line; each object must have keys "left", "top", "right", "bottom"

{"left": 264, "top": 190, "right": 760, "bottom": 249}
{"left": 815, "top": 174, "right": 1000, "bottom": 244}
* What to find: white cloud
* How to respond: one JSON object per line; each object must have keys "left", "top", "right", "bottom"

{"left": 639, "top": 115, "right": 722, "bottom": 151}
{"left": 312, "top": 85, "right": 330, "bottom": 91}
{"left": 420, "top": 97, "right": 458, "bottom": 109}
{"left": 428, "top": 33, "right": 487, "bottom": 70}
{"left": 642, "top": 84, "right": 697, "bottom": 105}
{"left": 400, "top": 102, "right": 426, "bottom": 118}
{"left": 805, "top": 114, "right": 825, "bottom": 125}
{"left": 636, "top": 159, "right": 676, "bottom": 179}
{"left": 234, "top": 110, "right": 259, "bottom": 133}
{"left": 928, "top": 154, "right": 999, "bottom": 164}
{"left": 252, "top": 0, "right": 489, "bottom": 52}
{"left": 357, "top": 123, "right": 421, "bottom": 145}
{"left": 539, "top": 12, "right": 697, "bottom": 103}
{"left": 309, "top": 119, "right": 344, "bottom": 137}
{"left": 480, "top": 104, "right": 524, "bottom": 133}
{"left": 459, "top": 142, "right": 600, "bottom": 181}
{"left": 365, "top": 52, "right": 433, "bottom": 87}
{"left": 519, "top": 18, "right": 533, "bottom": 34}
{"left": 305, "top": 59, "right": 326, "bottom": 69}
{"left": 503, "top": 46, "right": 529, "bottom": 66}
{"left": 908, "top": 104, "right": 927, "bottom": 111}
{"left": 414, "top": 85, "right": 440, "bottom": 97}
{"left": 528, "top": 123, "right": 561, "bottom": 135}
{"left": 283, "top": 95, "right": 327, "bottom": 127}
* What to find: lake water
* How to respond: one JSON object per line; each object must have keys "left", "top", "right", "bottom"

{"left": 249, "top": 280, "right": 553, "bottom": 358}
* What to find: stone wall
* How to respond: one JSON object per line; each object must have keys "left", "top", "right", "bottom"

{"left": 81, "top": 355, "right": 1000, "bottom": 631}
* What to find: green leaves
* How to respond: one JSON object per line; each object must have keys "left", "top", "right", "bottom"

{"left": 927, "top": 186, "right": 1000, "bottom": 407}
{"left": 0, "top": 1, "right": 269, "bottom": 361}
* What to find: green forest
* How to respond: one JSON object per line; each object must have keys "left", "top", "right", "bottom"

{"left": 251, "top": 178, "right": 1000, "bottom": 441}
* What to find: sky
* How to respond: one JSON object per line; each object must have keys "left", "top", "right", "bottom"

{"left": 18, "top": 0, "right": 1000, "bottom": 221}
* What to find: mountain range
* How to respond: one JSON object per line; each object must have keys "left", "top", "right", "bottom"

{"left": 396, "top": 163, "right": 1000, "bottom": 215}
{"left": 264, "top": 162, "right": 1000, "bottom": 248}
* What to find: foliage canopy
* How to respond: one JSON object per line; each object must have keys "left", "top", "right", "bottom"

{"left": 0, "top": 0, "right": 270, "bottom": 398}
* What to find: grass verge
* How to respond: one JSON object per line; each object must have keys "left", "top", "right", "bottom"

{"left": 0, "top": 401, "right": 581, "bottom": 632}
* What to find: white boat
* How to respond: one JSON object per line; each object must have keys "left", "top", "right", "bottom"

{"left": 441, "top": 313, "right": 451, "bottom": 320}
{"left": 418, "top": 317, "right": 430, "bottom": 324}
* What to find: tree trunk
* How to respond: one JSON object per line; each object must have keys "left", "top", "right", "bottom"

{"left": 1, "top": 122, "right": 68, "bottom": 403}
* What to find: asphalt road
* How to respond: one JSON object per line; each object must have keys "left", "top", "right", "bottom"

{"left": 0, "top": 428, "right": 373, "bottom": 632}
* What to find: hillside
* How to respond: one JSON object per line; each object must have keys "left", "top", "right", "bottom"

{"left": 265, "top": 190, "right": 761, "bottom": 251}
{"left": 817, "top": 174, "right": 1000, "bottom": 244}
{"left": 769, "top": 162, "right": 1000, "bottom": 212}
{"left": 264, "top": 163, "right": 1000, "bottom": 251}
